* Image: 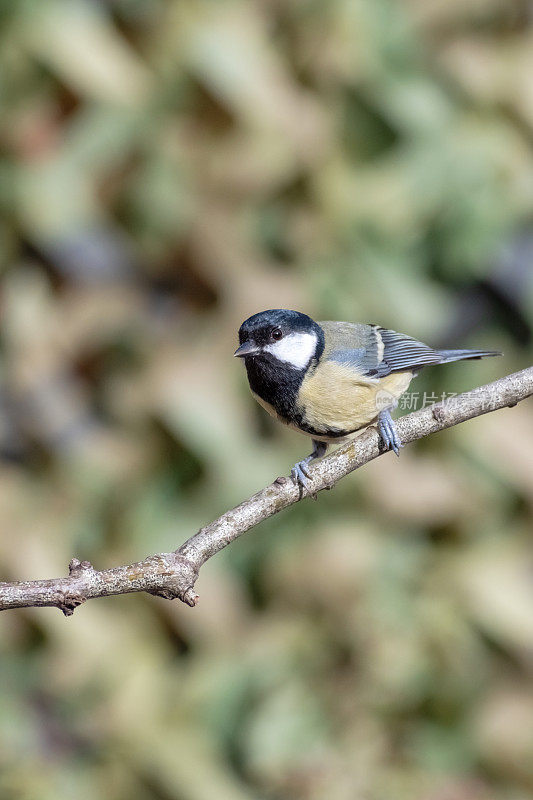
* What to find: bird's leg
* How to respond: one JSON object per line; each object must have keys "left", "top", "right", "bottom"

{"left": 291, "top": 439, "right": 328, "bottom": 494}
{"left": 377, "top": 408, "right": 403, "bottom": 456}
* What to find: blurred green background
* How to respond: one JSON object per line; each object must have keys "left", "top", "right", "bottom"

{"left": 1, "top": 1, "right": 533, "bottom": 799}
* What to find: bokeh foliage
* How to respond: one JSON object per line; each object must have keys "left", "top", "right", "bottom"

{"left": 1, "top": 1, "right": 533, "bottom": 798}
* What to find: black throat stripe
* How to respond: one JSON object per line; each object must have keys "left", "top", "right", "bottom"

{"left": 245, "top": 354, "right": 304, "bottom": 421}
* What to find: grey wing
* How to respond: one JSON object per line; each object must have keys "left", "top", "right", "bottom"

{"left": 375, "top": 327, "right": 442, "bottom": 376}
{"left": 323, "top": 322, "right": 442, "bottom": 377}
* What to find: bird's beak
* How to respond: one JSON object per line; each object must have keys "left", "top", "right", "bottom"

{"left": 234, "top": 341, "right": 260, "bottom": 358}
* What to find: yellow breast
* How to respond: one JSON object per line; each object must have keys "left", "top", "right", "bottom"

{"left": 297, "top": 362, "right": 413, "bottom": 438}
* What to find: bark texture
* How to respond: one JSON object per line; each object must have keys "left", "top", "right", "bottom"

{"left": 1, "top": 366, "right": 531, "bottom": 615}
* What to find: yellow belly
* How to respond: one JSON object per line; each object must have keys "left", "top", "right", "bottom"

{"left": 251, "top": 366, "right": 413, "bottom": 441}
{"left": 297, "top": 363, "right": 413, "bottom": 438}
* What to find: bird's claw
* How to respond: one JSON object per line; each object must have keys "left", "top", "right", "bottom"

{"left": 289, "top": 440, "right": 327, "bottom": 498}
{"left": 377, "top": 410, "right": 403, "bottom": 457}
{"left": 291, "top": 459, "right": 316, "bottom": 497}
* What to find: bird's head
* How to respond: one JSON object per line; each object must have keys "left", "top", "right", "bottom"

{"left": 234, "top": 309, "right": 323, "bottom": 371}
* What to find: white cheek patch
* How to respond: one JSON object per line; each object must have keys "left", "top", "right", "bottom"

{"left": 264, "top": 332, "right": 318, "bottom": 369}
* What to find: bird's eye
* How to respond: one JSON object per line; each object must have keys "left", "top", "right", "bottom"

{"left": 271, "top": 328, "right": 283, "bottom": 341}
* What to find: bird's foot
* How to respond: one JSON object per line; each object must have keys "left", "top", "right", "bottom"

{"left": 290, "top": 440, "right": 328, "bottom": 497}
{"left": 377, "top": 409, "right": 403, "bottom": 456}
{"left": 291, "top": 458, "right": 314, "bottom": 495}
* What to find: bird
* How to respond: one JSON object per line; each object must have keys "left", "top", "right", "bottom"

{"left": 234, "top": 309, "right": 502, "bottom": 492}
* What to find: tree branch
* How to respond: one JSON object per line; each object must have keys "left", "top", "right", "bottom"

{"left": 1, "top": 366, "right": 532, "bottom": 615}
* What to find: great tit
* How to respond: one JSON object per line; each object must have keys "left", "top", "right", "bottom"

{"left": 234, "top": 309, "right": 501, "bottom": 491}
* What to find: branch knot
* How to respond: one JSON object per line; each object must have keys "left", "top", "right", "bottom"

{"left": 69, "top": 558, "right": 94, "bottom": 575}
{"left": 57, "top": 590, "right": 86, "bottom": 616}
{"left": 145, "top": 553, "right": 199, "bottom": 606}
{"left": 432, "top": 404, "right": 446, "bottom": 423}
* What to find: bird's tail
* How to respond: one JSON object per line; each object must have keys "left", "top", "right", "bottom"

{"left": 436, "top": 348, "right": 502, "bottom": 364}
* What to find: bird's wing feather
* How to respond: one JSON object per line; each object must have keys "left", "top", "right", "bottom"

{"left": 375, "top": 327, "right": 442, "bottom": 375}
{"left": 319, "top": 322, "right": 441, "bottom": 377}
